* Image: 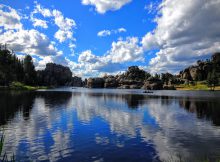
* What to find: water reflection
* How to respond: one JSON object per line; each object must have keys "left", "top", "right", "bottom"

{"left": 179, "top": 98, "right": 220, "bottom": 126}
{"left": 0, "top": 90, "right": 220, "bottom": 161}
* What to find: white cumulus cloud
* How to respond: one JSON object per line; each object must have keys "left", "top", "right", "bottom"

{"left": 97, "top": 28, "right": 127, "bottom": 37}
{"left": 0, "top": 4, "right": 22, "bottom": 30}
{"left": 68, "top": 37, "right": 144, "bottom": 77}
{"left": 81, "top": 0, "right": 132, "bottom": 14}
{"left": 142, "top": 0, "right": 220, "bottom": 73}
{"left": 31, "top": 4, "right": 76, "bottom": 43}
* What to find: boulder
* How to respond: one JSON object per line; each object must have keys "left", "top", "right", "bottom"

{"left": 104, "top": 77, "right": 118, "bottom": 88}
{"left": 37, "top": 63, "right": 72, "bottom": 86}
{"left": 189, "top": 67, "right": 203, "bottom": 81}
{"left": 66, "top": 76, "right": 83, "bottom": 87}
{"left": 212, "top": 52, "right": 220, "bottom": 64}
{"left": 87, "top": 78, "right": 105, "bottom": 88}
{"left": 142, "top": 77, "right": 163, "bottom": 90}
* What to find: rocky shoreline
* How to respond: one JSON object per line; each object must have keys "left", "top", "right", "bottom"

{"left": 84, "top": 66, "right": 176, "bottom": 90}
{"left": 83, "top": 53, "right": 220, "bottom": 90}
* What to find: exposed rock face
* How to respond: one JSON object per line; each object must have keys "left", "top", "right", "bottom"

{"left": 212, "top": 52, "right": 220, "bottom": 64}
{"left": 104, "top": 76, "right": 118, "bottom": 88}
{"left": 122, "top": 66, "right": 148, "bottom": 81}
{"left": 189, "top": 67, "right": 202, "bottom": 81}
{"left": 116, "top": 66, "right": 149, "bottom": 89}
{"left": 180, "top": 53, "right": 220, "bottom": 81}
{"left": 86, "top": 66, "right": 149, "bottom": 89}
{"left": 142, "top": 77, "right": 163, "bottom": 90}
{"left": 87, "top": 78, "right": 105, "bottom": 88}
{"left": 37, "top": 63, "right": 72, "bottom": 86}
{"left": 66, "top": 76, "right": 83, "bottom": 87}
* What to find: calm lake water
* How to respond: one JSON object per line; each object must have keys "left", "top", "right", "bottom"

{"left": 1, "top": 88, "right": 220, "bottom": 162}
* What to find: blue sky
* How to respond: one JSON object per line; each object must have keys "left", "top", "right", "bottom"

{"left": 0, "top": 0, "right": 220, "bottom": 77}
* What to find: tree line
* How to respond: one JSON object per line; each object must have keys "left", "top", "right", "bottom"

{"left": 0, "top": 48, "right": 36, "bottom": 86}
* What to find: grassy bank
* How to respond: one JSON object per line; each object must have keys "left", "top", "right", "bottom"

{"left": 0, "top": 82, "right": 49, "bottom": 91}
{"left": 175, "top": 81, "right": 220, "bottom": 91}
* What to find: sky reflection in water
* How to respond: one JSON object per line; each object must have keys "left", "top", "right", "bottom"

{"left": 0, "top": 89, "right": 220, "bottom": 162}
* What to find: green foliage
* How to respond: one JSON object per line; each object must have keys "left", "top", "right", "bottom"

{"left": 0, "top": 48, "right": 37, "bottom": 87}
{"left": 161, "top": 73, "right": 174, "bottom": 85}
{"left": 0, "top": 49, "right": 24, "bottom": 86}
{"left": 10, "top": 82, "right": 35, "bottom": 90}
{"left": 154, "top": 73, "right": 160, "bottom": 79}
{"left": 175, "top": 81, "right": 214, "bottom": 90}
{"left": 23, "top": 55, "right": 37, "bottom": 86}
{"left": 207, "top": 71, "right": 219, "bottom": 91}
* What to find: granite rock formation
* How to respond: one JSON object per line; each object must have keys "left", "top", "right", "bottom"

{"left": 87, "top": 78, "right": 105, "bottom": 88}
{"left": 37, "top": 63, "right": 82, "bottom": 87}
{"left": 142, "top": 77, "right": 163, "bottom": 90}
{"left": 180, "top": 53, "right": 220, "bottom": 81}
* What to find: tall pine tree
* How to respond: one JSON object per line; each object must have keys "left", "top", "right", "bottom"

{"left": 23, "top": 55, "right": 37, "bottom": 85}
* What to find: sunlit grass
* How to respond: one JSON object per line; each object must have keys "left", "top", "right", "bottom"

{"left": 175, "top": 81, "right": 220, "bottom": 91}
{"left": 9, "top": 82, "right": 48, "bottom": 91}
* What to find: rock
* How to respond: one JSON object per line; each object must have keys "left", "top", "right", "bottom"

{"left": 104, "top": 77, "right": 118, "bottom": 88}
{"left": 163, "top": 85, "right": 176, "bottom": 90}
{"left": 212, "top": 52, "right": 220, "bottom": 64}
{"left": 37, "top": 63, "right": 72, "bottom": 86}
{"left": 189, "top": 67, "right": 202, "bottom": 81}
{"left": 87, "top": 78, "right": 105, "bottom": 88}
{"left": 118, "top": 85, "right": 130, "bottom": 89}
{"left": 129, "top": 85, "right": 141, "bottom": 89}
{"left": 142, "top": 77, "right": 163, "bottom": 90}
{"left": 179, "top": 53, "right": 220, "bottom": 82}
{"left": 66, "top": 76, "right": 83, "bottom": 87}
{"left": 124, "top": 66, "right": 149, "bottom": 81}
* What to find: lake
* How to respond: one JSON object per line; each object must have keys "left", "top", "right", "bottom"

{"left": 0, "top": 88, "right": 220, "bottom": 162}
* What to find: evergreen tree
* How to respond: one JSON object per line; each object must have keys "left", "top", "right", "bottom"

{"left": 23, "top": 55, "right": 37, "bottom": 85}
{"left": 207, "top": 71, "right": 219, "bottom": 91}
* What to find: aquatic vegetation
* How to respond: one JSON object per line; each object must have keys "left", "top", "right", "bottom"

{"left": 0, "top": 131, "right": 15, "bottom": 162}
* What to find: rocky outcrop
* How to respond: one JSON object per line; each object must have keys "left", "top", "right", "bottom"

{"left": 180, "top": 53, "right": 220, "bottom": 81}
{"left": 119, "top": 66, "right": 149, "bottom": 81}
{"left": 142, "top": 77, "right": 163, "bottom": 90}
{"left": 85, "top": 53, "right": 220, "bottom": 89}
{"left": 116, "top": 66, "right": 149, "bottom": 89}
{"left": 87, "top": 78, "right": 105, "bottom": 88}
{"left": 66, "top": 76, "right": 83, "bottom": 87}
{"left": 86, "top": 66, "right": 149, "bottom": 89}
{"left": 37, "top": 63, "right": 72, "bottom": 86}
{"left": 104, "top": 76, "right": 118, "bottom": 88}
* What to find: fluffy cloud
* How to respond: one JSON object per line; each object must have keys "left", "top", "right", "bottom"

{"left": 97, "top": 28, "right": 127, "bottom": 37}
{"left": 0, "top": 4, "right": 22, "bottom": 30}
{"left": 142, "top": 0, "right": 220, "bottom": 73}
{"left": 107, "top": 37, "right": 144, "bottom": 63}
{"left": 0, "top": 4, "right": 63, "bottom": 58}
{"left": 32, "top": 18, "right": 48, "bottom": 28}
{"left": 0, "top": 29, "right": 62, "bottom": 57}
{"left": 68, "top": 37, "right": 144, "bottom": 77}
{"left": 81, "top": 0, "right": 132, "bottom": 14}
{"left": 31, "top": 4, "right": 76, "bottom": 43}
{"left": 52, "top": 9, "right": 76, "bottom": 43}
{"left": 0, "top": 3, "right": 77, "bottom": 73}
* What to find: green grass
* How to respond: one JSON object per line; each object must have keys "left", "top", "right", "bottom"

{"left": 8, "top": 82, "right": 48, "bottom": 91}
{"left": 175, "top": 81, "right": 220, "bottom": 91}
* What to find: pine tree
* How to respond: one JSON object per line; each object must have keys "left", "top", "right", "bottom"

{"left": 23, "top": 55, "right": 37, "bottom": 85}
